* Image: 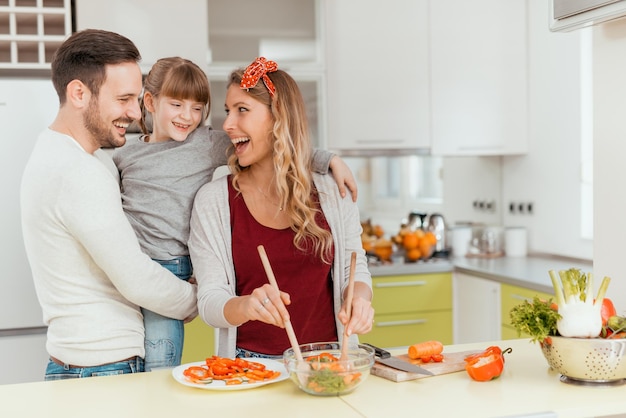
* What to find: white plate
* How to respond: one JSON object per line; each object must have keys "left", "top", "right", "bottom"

{"left": 171, "top": 358, "right": 288, "bottom": 391}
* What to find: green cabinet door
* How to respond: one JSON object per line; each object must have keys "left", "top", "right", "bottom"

{"left": 501, "top": 283, "right": 553, "bottom": 340}
{"left": 182, "top": 317, "right": 215, "bottom": 363}
{"left": 365, "top": 272, "right": 453, "bottom": 347}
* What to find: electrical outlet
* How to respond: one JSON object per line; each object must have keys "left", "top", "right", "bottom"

{"left": 509, "top": 201, "right": 534, "bottom": 215}
{"left": 474, "top": 199, "right": 496, "bottom": 212}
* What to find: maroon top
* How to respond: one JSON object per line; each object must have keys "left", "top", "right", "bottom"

{"left": 228, "top": 177, "right": 337, "bottom": 355}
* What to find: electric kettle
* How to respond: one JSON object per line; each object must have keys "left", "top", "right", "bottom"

{"left": 406, "top": 211, "right": 427, "bottom": 230}
{"left": 426, "top": 213, "right": 449, "bottom": 257}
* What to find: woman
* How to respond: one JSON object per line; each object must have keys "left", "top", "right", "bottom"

{"left": 188, "top": 57, "right": 373, "bottom": 358}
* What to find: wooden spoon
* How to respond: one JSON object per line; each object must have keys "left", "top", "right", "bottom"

{"left": 257, "top": 245, "right": 308, "bottom": 384}
{"left": 340, "top": 252, "right": 357, "bottom": 362}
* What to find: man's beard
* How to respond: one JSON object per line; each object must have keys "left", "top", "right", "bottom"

{"left": 84, "top": 97, "right": 129, "bottom": 149}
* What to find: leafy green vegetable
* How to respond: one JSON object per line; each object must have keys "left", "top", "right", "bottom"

{"left": 306, "top": 368, "right": 360, "bottom": 393}
{"left": 509, "top": 296, "right": 561, "bottom": 342}
{"left": 607, "top": 315, "right": 626, "bottom": 334}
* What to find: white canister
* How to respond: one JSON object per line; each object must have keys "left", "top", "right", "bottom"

{"left": 505, "top": 227, "right": 527, "bottom": 257}
{"left": 451, "top": 226, "right": 472, "bottom": 257}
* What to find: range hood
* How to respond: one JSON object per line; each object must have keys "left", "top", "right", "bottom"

{"left": 550, "top": 0, "right": 626, "bottom": 32}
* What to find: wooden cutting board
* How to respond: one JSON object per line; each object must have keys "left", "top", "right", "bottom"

{"left": 371, "top": 350, "right": 481, "bottom": 382}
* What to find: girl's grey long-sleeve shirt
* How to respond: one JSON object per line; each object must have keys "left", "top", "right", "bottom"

{"left": 112, "top": 126, "right": 334, "bottom": 260}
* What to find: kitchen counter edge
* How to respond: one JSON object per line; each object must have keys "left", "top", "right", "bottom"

{"left": 369, "top": 254, "right": 592, "bottom": 294}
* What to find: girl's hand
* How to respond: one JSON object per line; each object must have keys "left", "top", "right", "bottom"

{"left": 339, "top": 295, "right": 374, "bottom": 336}
{"left": 329, "top": 156, "right": 358, "bottom": 202}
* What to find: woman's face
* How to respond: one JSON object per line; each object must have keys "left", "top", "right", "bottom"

{"left": 223, "top": 84, "right": 274, "bottom": 168}
{"left": 145, "top": 93, "right": 204, "bottom": 142}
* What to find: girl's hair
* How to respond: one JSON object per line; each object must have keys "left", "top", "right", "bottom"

{"left": 139, "top": 57, "right": 211, "bottom": 134}
{"left": 227, "top": 68, "right": 333, "bottom": 264}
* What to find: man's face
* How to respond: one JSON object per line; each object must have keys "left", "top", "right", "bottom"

{"left": 84, "top": 62, "right": 142, "bottom": 149}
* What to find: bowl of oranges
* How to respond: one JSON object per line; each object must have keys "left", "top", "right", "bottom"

{"left": 392, "top": 227, "right": 437, "bottom": 262}
{"left": 360, "top": 220, "right": 395, "bottom": 262}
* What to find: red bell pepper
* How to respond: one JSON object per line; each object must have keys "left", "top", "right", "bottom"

{"left": 601, "top": 298, "right": 617, "bottom": 326}
{"left": 464, "top": 346, "right": 512, "bottom": 382}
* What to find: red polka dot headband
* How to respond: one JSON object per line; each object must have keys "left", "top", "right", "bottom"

{"left": 240, "top": 57, "right": 278, "bottom": 97}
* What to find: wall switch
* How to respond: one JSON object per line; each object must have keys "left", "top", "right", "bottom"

{"left": 474, "top": 199, "right": 497, "bottom": 212}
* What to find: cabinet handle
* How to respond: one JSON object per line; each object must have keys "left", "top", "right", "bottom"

{"left": 354, "top": 139, "right": 406, "bottom": 145}
{"left": 510, "top": 293, "right": 532, "bottom": 302}
{"left": 374, "top": 280, "right": 426, "bottom": 288}
{"left": 456, "top": 145, "right": 504, "bottom": 151}
{"left": 374, "top": 319, "right": 427, "bottom": 327}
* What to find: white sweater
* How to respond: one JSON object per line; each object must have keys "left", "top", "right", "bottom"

{"left": 20, "top": 129, "right": 197, "bottom": 366}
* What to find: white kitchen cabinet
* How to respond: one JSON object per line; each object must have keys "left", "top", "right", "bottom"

{"left": 0, "top": 332, "right": 48, "bottom": 384}
{"left": 205, "top": 0, "right": 324, "bottom": 147}
{"left": 324, "top": 0, "right": 430, "bottom": 152}
{"left": 453, "top": 272, "right": 501, "bottom": 344}
{"left": 0, "top": 0, "right": 72, "bottom": 70}
{"left": 74, "top": 0, "right": 209, "bottom": 74}
{"left": 430, "top": 0, "right": 528, "bottom": 156}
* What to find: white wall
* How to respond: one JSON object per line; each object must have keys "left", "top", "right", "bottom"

{"left": 74, "top": 0, "right": 209, "bottom": 74}
{"left": 441, "top": 156, "right": 502, "bottom": 227}
{"left": 501, "top": 0, "right": 593, "bottom": 260}
{"left": 592, "top": 18, "right": 626, "bottom": 313}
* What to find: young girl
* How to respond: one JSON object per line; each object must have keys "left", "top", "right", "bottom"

{"left": 112, "top": 57, "right": 357, "bottom": 370}
{"left": 188, "top": 57, "right": 374, "bottom": 359}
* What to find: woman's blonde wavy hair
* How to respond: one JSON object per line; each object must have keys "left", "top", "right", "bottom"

{"left": 227, "top": 67, "right": 333, "bottom": 264}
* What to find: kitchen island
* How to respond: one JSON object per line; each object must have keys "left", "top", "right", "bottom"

{"left": 1, "top": 338, "right": 624, "bottom": 418}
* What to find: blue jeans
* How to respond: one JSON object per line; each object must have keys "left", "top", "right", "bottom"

{"left": 143, "top": 256, "right": 192, "bottom": 371}
{"left": 44, "top": 357, "right": 144, "bottom": 380}
{"left": 235, "top": 347, "right": 283, "bottom": 360}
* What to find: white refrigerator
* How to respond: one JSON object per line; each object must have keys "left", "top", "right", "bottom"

{"left": 0, "top": 78, "right": 58, "bottom": 384}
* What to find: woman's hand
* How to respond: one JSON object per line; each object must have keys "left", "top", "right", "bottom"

{"left": 329, "top": 155, "right": 358, "bottom": 202}
{"left": 242, "top": 284, "right": 292, "bottom": 328}
{"left": 338, "top": 282, "right": 374, "bottom": 336}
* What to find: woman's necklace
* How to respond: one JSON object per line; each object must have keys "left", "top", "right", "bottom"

{"left": 250, "top": 174, "right": 283, "bottom": 211}
{"left": 257, "top": 187, "right": 283, "bottom": 211}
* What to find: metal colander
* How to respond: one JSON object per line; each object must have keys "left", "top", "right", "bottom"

{"left": 540, "top": 336, "right": 626, "bottom": 383}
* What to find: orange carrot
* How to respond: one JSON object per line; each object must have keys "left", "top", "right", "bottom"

{"left": 408, "top": 340, "right": 444, "bottom": 360}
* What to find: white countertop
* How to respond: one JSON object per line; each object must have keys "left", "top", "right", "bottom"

{"left": 1, "top": 338, "right": 624, "bottom": 418}
{"left": 368, "top": 257, "right": 454, "bottom": 276}
{"left": 453, "top": 254, "right": 592, "bottom": 294}
{"left": 369, "top": 254, "right": 592, "bottom": 294}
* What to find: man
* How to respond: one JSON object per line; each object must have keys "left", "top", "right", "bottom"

{"left": 20, "top": 29, "right": 197, "bottom": 379}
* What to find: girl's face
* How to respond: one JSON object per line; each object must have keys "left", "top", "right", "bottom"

{"left": 223, "top": 84, "right": 274, "bottom": 168}
{"left": 145, "top": 93, "right": 204, "bottom": 142}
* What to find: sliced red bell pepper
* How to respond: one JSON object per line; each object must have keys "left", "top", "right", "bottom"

{"left": 464, "top": 346, "right": 502, "bottom": 363}
{"left": 465, "top": 346, "right": 512, "bottom": 382}
{"left": 183, "top": 366, "right": 210, "bottom": 380}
